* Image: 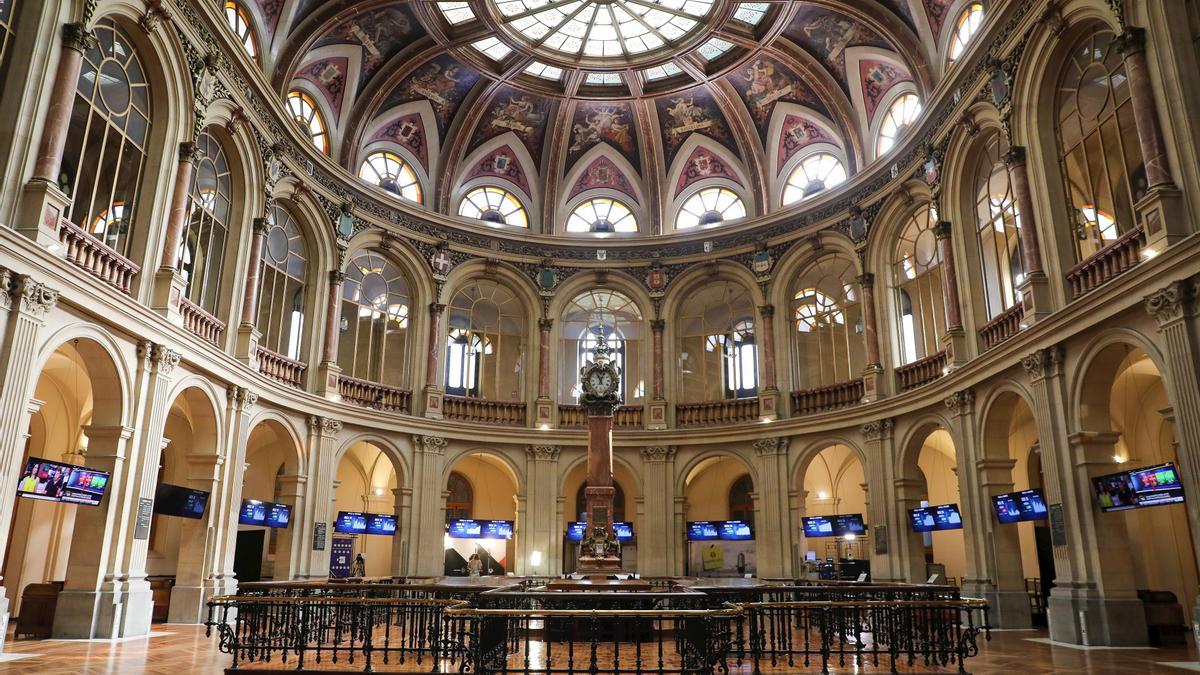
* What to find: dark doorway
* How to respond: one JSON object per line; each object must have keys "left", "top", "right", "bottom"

{"left": 234, "top": 530, "right": 265, "bottom": 582}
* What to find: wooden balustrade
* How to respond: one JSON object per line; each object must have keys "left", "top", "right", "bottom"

{"left": 57, "top": 218, "right": 139, "bottom": 293}
{"left": 444, "top": 396, "right": 527, "bottom": 426}
{"left": 979, "top": 303, "right": 1025, "bottom": 351}
{"left": 557, "top": 404, "right": 644, "bottom": 429}
{"left": 790, "top": 379, "right": 864, "bottom": 415}
{"left": 896, "top": 350, "right": 947, "bottom": 391}
{"left": 256, "top": 346, "right": 306, "bottom": 389}
{"left": 1065, "top": 226, "right": 1145, "bottom": 298}
{"left": 180, "top": 297, "right": 226, "bottom": 345}
{"left": 675, "top": 398, "right": 759, "bottom": 427}
{"left": 337, "top": 375, "right": 412, "bottom": 413}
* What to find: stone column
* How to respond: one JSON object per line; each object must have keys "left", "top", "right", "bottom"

{"left": 19, "top": 23, "right": 97, "bottom": 248}
{"left": 639, "top": 446, "right": 676, "bottom": 577}
{"left": 236, "top": 217, "right": 269, "bottom": 366}
{"left": 296, "top": 416, "right": 341, "bottom": 578}
{"left": 273, "top": 474, "right": 308, "bottom": 580}
{"left": 975, "top": 457, "right": 1032, "bottom": 628}
{"left": 208, "top": 387, "right": 255, "bottom": 598}
{"left": 893, "top": 478, "right": 929, "bottom": 583}
{"left": 151, "top": 142, "right": 204, "bottom": 321}
{"left": 757, "top": 305, "right": 780, "bottom": 420}
{"left": 1004, "top": 147, "right": 1052, "bottom": 323}
{"left": 861, "top": 419, "right": 902, "bottom": 581}
{"left": 524, "top": 445, "right": 562, "bottom": 575}
{"left": 423, "top": 303, "right": 446, "bottom": 419}
{"left": 753, "top": 438, "right": 793, "bottom": 578}
{"left": 390, "top": 487, "right": 413, "bottom": 577}
{"left": 672, "top": 496, "right": 688, "bottom": 575}
{"left": 167, "top": 452, "right": 223, "bottom": 623}
{"left": 857, "top": 273, "right": 885, "bottom": 401}
{"left": 934, "top": 221, "right": 968, "bottom": 367}
{"left": 535, "top": 318, "right": 553, "bottom": 427}
{"left": 408, "top": 436, "right": 447, "bottom": 575}
{"left": 318, "top": 271, "right": 345, "bottom": 398}
{"left": 647, "top": 319, "right": 667, "bottom": 429}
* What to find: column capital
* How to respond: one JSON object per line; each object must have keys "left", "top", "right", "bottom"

{"left": 758, "top": 304, "right": 775, "bottom": 319}
{"left": 861, "top": 418, "right": 894, "bottom": 441}
{"left": 1143, "top": 279, "right": 1192, "bottom": 327}
{"left": 225, "top": 386, "right": 256, "bottom": 411}
{"left": 429, "top": 302, "right": 446, "bottom": 316}
{"left": 1003, "top": 145, "right": 1027, "bottom": 167}
{"left": 1021, "top": 345, "right": 1064, "bottom": 381}
{"left": 178, "top": 140, "right": 203, "bottom": 164}
{"left": 329, "top": 270, "right": 346, "bottom": 285}
{"left": 933, "top": 220, "right": 953, "bottom": 240}
{"left": 538, "top": 317, "right": 554, "bottom": 331}
{"left": 526, "top": 444, "right": 561, "bottom": 461}
{"left": 252, "top": 217, "right": 271, "bottom": 235}
{"left": 650, "top": 318, "right": 666, "bottom": 332}
{"left": 640, "top": 446, "right": 676, "bottom": 462}
{"left": 138, "top": 342, "right": 181, "bottom": 376}
{"left": 308, "top": 415, "right": 342, "bottom": 436}
{"left": 413, "top": 434, "right": 447, "bottom": 455}
{"left": 1115, "top": 26, "right": 1146, "bottom": 56}
{"left": 753, "top": 437, "right": 788, "bottom": 457}
{"left": 61, "top": 22, "right": 97, "bottom": 53}
{"left": 8, "top": 274, "right": 60, "bottom": 318}
{"left": 856, "top": 272, "right": 875, "bottom": 288}
{"left": 943, "top": 389, "right": 976, "bottom": 417}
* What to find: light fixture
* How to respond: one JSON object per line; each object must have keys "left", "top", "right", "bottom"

{"left": 843, "top": 533, "right": 857, "bottom": 542}
{"left": 539, "top": 424, "right": 550, "bottom": 431}
{"left": 817, "top": 491, "right": 827, "bottom": 500}
{"left": 1113, "top": 454, "right": 1126, "bottom": 464}
{"left": 372, "top": 487, "right": 384, "bottom": 496}
{"left": 1142, "top": 248, "right": 1158, "bottom": 259}
{"left": 530, "top": 550, "right": 543, "bottom": 568}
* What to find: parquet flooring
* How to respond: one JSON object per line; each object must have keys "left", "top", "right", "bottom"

{"left": 0, "top": 625, "right": 1195, "bottom": 674}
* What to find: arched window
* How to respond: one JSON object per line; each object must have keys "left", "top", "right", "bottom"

{"left": 892, "top": 205, "right": 946, "bottom": 364}
{"left": 677, "top": 281, "right": 758, "bottom": 401}
{"left": 458, "top": 186, "right": 529, "bottom": 228}
{"left": 1055, "top": 28, "right": 1142, "bottom": 261}
{"left": 566, "top": 197, "right": 637, "bottom": 233}
{"left": 224, "top": 1, "right": 258, "bottom": 60}
{"left": 287, "top": 90, "right": 328, "bottom": 154}
{"left": 256, "top": 204, "right": 307, "bottom": 360}
{"left": 63, "top": 18, "right": 151, "bottom": 258}
{"left": 339, "top": 251, "right": 412, "bottom": 387}
{"left": 973, "top": 129, "right": 1025, "bottom": 319}
{"left": 791, "top": 256, "right": 863, "bottom": 388}
{"left": 876, "top": 93, "right": 922, "bottom": 157}
{"left": 0, "top": 0, "right": 15, "bottom": 67}
{"left": 560, "top": 290, "right": 643, "bottom": 404}
{"left": 179, "top": 128, "right": 233, "bottom": 313}
{"left": 358, "top": 151, "right": 422, "bottom": 203}
{"left": 445, "top": 279, "right": 526, "bottom": 399}
{"left": 676, "top": 187, "right": 746, "bottom": 229}
{"left": 783, "top": 153, "right": 847, "bottom": 205}
{"left": 947, "top": 3, "right": 984, "bottom": 62}
{"left": 575, "top": 482, "right": 626, "bottom": 522}
{"left": 446, "top": 472, "right": 473, "bottom": 521}
{"left": 729, "top": 474, "right": 754, "bottom": 526}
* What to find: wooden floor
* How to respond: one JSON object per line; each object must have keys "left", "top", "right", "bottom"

{"left": 0, "top": 625, "right": 1196, "bottom": 674}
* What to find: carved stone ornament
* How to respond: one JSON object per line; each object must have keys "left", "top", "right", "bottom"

{"left": 239, "top": 389, "right": 258, "bottom": 410}
{"left": 526, "top": 445, "right": 561, "bottom": 461}
{"left": 14, "top": 275, "right": 60, "bottom": 318}
{"left": 62, "top": 22, "right": 98, "bottom": 54}
{"left": 414, "top": 435, "right": 447, "bottom": 455}
{"left": 753, "top": 437, "right": 787, "bottom": 457}
{"left": 322, "top": 418, "right": 343, "bottom": 434}
{"left": 1144, "top": 280, "right": 1189, "bottom": 327}
{"left": 1021, "top": 345, "right": 1064, "bottom": 380}
{"left": 861, "top": 418, "right": 894, "bottom": 441}
{"left": 139, "top": 0, "right": 171, "bottom": 33}
{"left": 640, "top": 446, "right": 676, "bottom": 462}
{"left": 152, "top": 344, "right": 182, "bottom": 376}
{"left": 944, "top": 389, "right": 976, "bottom": 416}
{"left": 179, "top": 140, "right": 204, "bottom": 165}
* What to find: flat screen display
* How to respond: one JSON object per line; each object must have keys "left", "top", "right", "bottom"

{"left": 265, "top": 503, "right": 291, "bottom": 528}
{"left": 719, "top": 520, "right": 754, "bottom": 540}
{"left": 802, "top": 516, "right": 835, "bottom": 538}
{"left": 566, "top": 522, "right": 587, "bottom": 541}
{"left": 833, "top": 514, "right": 866, "bottom": 536}
{"left": 1093, "top": 471, "right": 1138, "bottom": 512}
{"left": 366, "top": 513, "right": 396, "bottom": 536}
{"left": 481, "top": 520, "right": 514, "bottom": 539}
{"left": 687, "top": 521, "right": 719, "bottom": 541}
{"left": 1129, "top": 463, "right": 1185, "bottom": 508}
{"left": 991, "top": 489, "right": 1048, "bottom": 524}
{"left": 448, "top": 519, "right": 513, "bottom": 539}
{"left": 335, "top": 511, "right": 368, "bottom": 534}
{"left": 911, "top": 504, "right": 962, "bottom": 531}
{"left": 909, "top": 506, "right": 937, "bottom": 533}
{"left": 239, "top": 499, "right": 267, "bottom": 526}
{"left": 153, "top": 483, "right": 209, "bottom": 519}
{"left": 613, "top": 522, "right": 633, "bottom": 542}
{"left": 16, "top": 457, "right": 110, "bottom": 507}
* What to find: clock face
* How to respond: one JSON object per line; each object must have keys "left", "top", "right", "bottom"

{"left": 587, "top": 370, "right": 613, "bottom": 394}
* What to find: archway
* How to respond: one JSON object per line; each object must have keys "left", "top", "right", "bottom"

{"left": 898, "top": 424, "right": 966, "bottom": 584}
{"left": 443, "top": 452, "right": 519, "bottom": 576}
{"left": 233, "top": 419, "right": 305, "bottom": 583}
{"left": 797, "top": 444, "right": 868, "bottom": 577}
{"left": 682, "top": 454, "right": 756, "bottom": 577}
{"left": 560, "top": 457, "right": 639, "bottom": 574}
{"left": 333, "top": 441, "right": 405, "bottom": 577}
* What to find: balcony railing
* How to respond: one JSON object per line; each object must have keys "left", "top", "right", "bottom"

{"left": 57, "top": 218, "right": 139, "bottom": 293}
{"left": 1065, "top": 226, "right": 1145, "bottom": 298}
{"left": 791, "top": 379, "right": 864, "bottom": 415}
{"left": 896, "top": 350, "right": 946, "bottom": 391}
{"left": 979, "top": 302, "right": 1025, "bottom": 351}
{"left": 180, "top": 297, "right": 226, "bottom": 346}
{"left": 444, "top": 396, "right": 527, "bottom": 426}
{"left": 337, "top": 375, "right": 412, "bottom": 413}
{"left": 256, "top": 346, "right": 306, "bottom": 389}
{"left": 557, "top": 404, "right": 643, "bottom": 429}
{"left": 675, "top": 398, "right": 759, "bottom": 427}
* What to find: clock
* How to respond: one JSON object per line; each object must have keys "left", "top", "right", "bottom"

{"left": 586, "top": 370, "right": 615, "bottom": 396}
{"left": 578, "top": 331, "right": 622, "bottom": 410}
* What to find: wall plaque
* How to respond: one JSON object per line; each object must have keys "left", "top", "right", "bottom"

{"left": 134, "top": 497, "right": 154, "bottom": 540}
{"left": 313, "top": 522, "right": 327, "bottom": 551}
{"left": 873, "top": 525, "right": 888, "bottom": 555}
{"left": 1048, "top": 503, "right": 1066, "bottom": 546}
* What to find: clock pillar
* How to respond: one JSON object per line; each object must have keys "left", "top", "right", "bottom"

{"left": 577, "top": 333, "right": 623, "bottom": 573}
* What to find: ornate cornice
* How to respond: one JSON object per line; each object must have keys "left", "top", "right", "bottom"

{"left": 640, "top": 446, "right": 676, "bottom": 462}
{"left": 753, "top": 437, "right": 787, "bottom": 457}
{"left": 414, "top": 435, "right": 447, "bottom": 455}
{"left": 526, "top": 445, "right": 561, "bottom": 461}
{"left": 1021, "top": 345, "right": 1065, "bottom": 381}
{"left": 861, "top": 419, "right": 894, "bottom": 442}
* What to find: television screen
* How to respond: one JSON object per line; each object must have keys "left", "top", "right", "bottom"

{"left": 1093, "top": 471, "right": 1138, "bottom": 512}
{"left": 932, "top": 504, "right": 963, "bottom": 531}
{"left": 335, "top": 511, "right": 367, "bottom": 534}
{"left": 833, "top": 514, "right": 866, "bottom": 536}
{"left": 566, "top": 522, "right": 587, "bottom": 541}
{"left": 480, "top": 520, "right": 514, "bottom": 539}
{"left": 16, "top": 457, "right": 110, "bottom": 507}
{"left": 366, "top": 513, "right": 396, "bottom": 536}
{"left": 992, "top": 489, "right": 1048, "bottom": 524}
{"left": 613, "top": 522, "right": 634, "bottom": 542}
{"left": 687, "top": 521, "right": 719, "bottom": 541}
{"left": 153, "top": 483, "right": 209, "bottom": 519}
{"left": 1128, "top": 462, "right": 1185, "bottom": 508}
{"left": 265, "top": 503, "right": 291, "bottom": 528}
{"left": 448, "top": 519, "right": 482, "bottom": 538}
{"left": 239, "top": 499, "right": 267, "bottom": 526}
{"left": 719, "top": 520, "right": 754, "bottom": 540}
{"left": 909, "top": 506, "right": 937, "bottom": 533}
{"left": 802, "top": 516, "right": 835, "bottom": 538}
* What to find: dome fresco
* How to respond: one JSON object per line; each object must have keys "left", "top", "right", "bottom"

{"left": 241, "top": 0, "right": 980, "bottom": 235}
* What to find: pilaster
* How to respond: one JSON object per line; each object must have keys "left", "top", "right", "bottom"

{"left": 208, "top": 386, "right": 256, "bottom": 596}
{"left": 638, "top": 446, "right": 676, "bottom": 576}
{"left": 408, "top": 435, "right": 447, "bottom": 575}
{"left": 752, "top": 437, "right": 792, "bottom": 578}
{"left": 524, "top": 445, "right": 562, "bottom": 575}
{"left": 861, "top": 419, "right": 901, "bottom": 581}
{"left": 297, "top": 415, "right": 341, "bottom": 578}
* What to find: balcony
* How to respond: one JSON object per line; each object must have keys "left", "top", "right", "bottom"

{"left": 337, "top": 375, "right": 412, "bottom": 413}
{"left": 1066, "top": 226, "right": 1145, "bottom": 298}
{"left": 57, "top": 219, "right": 139, "bottom": 293}
{"left": 557, "top": 404, "right": 644, "bottom": 429}
{"left": 180, "top": 297, "right": 226, "bottom": 346}
{"left": 675, "top": 398, "right": 759, "bottom": 428}
{"left": 791, "top": 379, "right": 864, "bottom": 415}
{"left": 444, "top": 397, "right": 527, "bottom": 426}
{"left": 896, "top": 351, "right": 947, "bottom": 391}
{"left": 256, "top": 346, "right": 306, "bottom": 389}
{"left": 979, "top": 303, "right": 1024, "bottom": 351}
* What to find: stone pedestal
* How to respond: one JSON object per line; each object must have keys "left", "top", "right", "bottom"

{"left": 861, "top": 363, "right": 884, "bottom": 402}
{"left": 423, "top": 386, "right": 444, "bottom": 419}
{"left": 1018, "top": 271, "right": 1052, "bottom": 324}
{"left": 1136, "top": 185, "right": 1186, "bottom": 253}
{"left": 757, "top": 387, "right": 779, "bottom": 420}
{"left": 16, "top": 179, "right": 69, "bottom": 252}
{"left": 940, "top": 326, "right": 968, "bottom": 370}
{"left": 317, "top": 362, "right": 342, "bottom": 399}
{"left": 235, "top": 323, "right": 261, "bottom": 367}
{"left": 534, "top": 397, "right": 554, "bottom": 427}
{"left": 151, "top": 269, "right": 186, "bottom": 323}
{"left": 646, "top": 399, "right": 667, "bottom": 429}
{"left": 1048, "top": 584, "right": 1148, "bottom": 646}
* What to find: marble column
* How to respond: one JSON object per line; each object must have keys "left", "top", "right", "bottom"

{"left": 638, "top": 446, "right": 676, "bottom": 576}
{"left": 318, "top": 271, "right": 345, "bottom": 397}
{"left": 647, "top": 319, "right": 667, "bottom": 429}
{"left": 857, "top": 273, "right": 885, "bottom": 400}
{"left": 408, "top": 436, "right": 447, "bottom": 575}
{"left": 524, "top": 445, "right": 562, "bottom": 575}
{"left": 423, "top": 303, "right": 446, "bottom": 418}
{"left": 33, "top": 23, "right": 95, "bottom": 182}
{"left": 159, "top": 142, "right": 203, "bottom": 272}
{"left": 535, "top": 318, "right": 553, "bottom": 427}
{"left": 1117, "top": 28, "right": 1173, "bottom": 189}
{"left": 236, "top": 217, "right": 269, "bottom": 365}
{"left": 934, "top": 221, "right": 963, "bottom": 330}
{"left": 753, "top": 438, "right": 793, "bottom": 578}
{"left": 1003, "top": 148, "right": 1045, "bottom": 276}
{"left": 757, "top": 306, "right": 780, "bottom": 419}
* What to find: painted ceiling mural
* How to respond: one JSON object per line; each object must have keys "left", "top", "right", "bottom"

{"left": 246, "top": 0, "right": 978, "bottom": 229}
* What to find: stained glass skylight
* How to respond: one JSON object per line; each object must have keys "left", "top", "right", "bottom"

{"left": 525, "top": 61, "right": 564, "bottom": 79}
{"left": 437, "top": 2, "right": 476, "bottom": 25}
{"left": 472, "top": 37, "right": 512, "bottom": 61}
{"left": 491, "top": 0, "right": 715, "bottom": 60}
{"left": 643, "top": 62, "right": 683, "bottom": 80}
{"left": 585, "top": 72, "right": 622, "bottom": 85}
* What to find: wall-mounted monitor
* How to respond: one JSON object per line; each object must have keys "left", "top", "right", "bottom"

{"left": 335, "top": 511, "right": 367, "bottom": 534}
{"left": 366, "top": 513, "right": 396, "bottom": 536}
{"left": 1093, "top": 472, "right": 1138, "bottom": 512}
{"left": 802, "top": 516, "right": 835, "bottom": 538}
{"left": 910, "top": 504, "right": 962, "bottom": 532}
{"left": 832, "top": 514, "right": 866, "bottom": 536}
{"left": 448, "top": 519, "right": 513, "bottom": 539}
{"left": 265, "top": 502, "right": 291, "bottom": 528}
{"left": 239, "top": 499, "right": 267, "bottom": 526}
{"left": 719, "top": 520, "right": 754, "bottom": 540}
{"left": 17, "top": 457, "right": 110, "bottom": 507}
{"left": 153, "top": 483, "right": 209, "bottom": 519}
{"left": 1094, "top": 462, "right": 1185, "bottom": 512}
{"left": 909, "top": 506, "right": 937, "bottom": 533}
{"left": 613, "top": 522, "right": 634, "bottom": 542}
{"left": 686, "top": 521, "right": 720, "bottom": 541}
{"left": 991, "top": 489, "right": 1048, "bottom": 524}
{"left": 566, "top": 522, "right": 587, "bottom": 541}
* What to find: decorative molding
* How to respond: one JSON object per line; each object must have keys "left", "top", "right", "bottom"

{"left": 1021, "top": 345, "right": 1065, "bottom": 380}
{"left": 307, "top": 415, "right": 343, "bottom": 435}
{"left": 526, "top": 445, "right": 561, "bottom": 461}
{"left": 861, "top": 418, "right": 894, "bottom": 441}
{"left": 943, "top": 389, "right": 976, "bottom": 416}
{"left": 61, "top": 22, "right": 97, "bottom": 54}
{"left": 1144, "top": 280, "right": 1190, "bottom": 327}
{"left": 13, "top": 275, "right": 59, "bottom": 318}
{"left": 151, "top": 344, "right": 182, "bottom": 376}
{"left": 640, "top": 446, "right": 676, "bottom": 462}
{"left": 753, "top": 437, "right": 787, "bottom": 457}
{"left": 414, "top": 434, "right": 447, "bottom": 455}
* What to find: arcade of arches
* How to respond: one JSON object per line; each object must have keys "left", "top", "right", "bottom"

{"left": 3, "top": 0, "right": 1200, "bottom": 668}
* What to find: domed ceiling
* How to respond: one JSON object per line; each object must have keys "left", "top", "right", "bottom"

{"left": 242, "top": 0, "right": 972, "bottom": 234}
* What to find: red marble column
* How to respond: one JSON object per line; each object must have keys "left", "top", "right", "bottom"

{"left": 321, "top": 271, "right": 345, "bottom": 364}
{"left": 425, "top": 303, "right": 446, "bottom": 388}
{"left": 33, "top": 24, "right": 95, "bottom": 182}
{"left": 585, "top": 411, "right": 616, "bottom": 532}
{"left": 239, "top": 217, "right": 269, "bottom": 325}
{"left": 159, "top": 142, "right": 202, "bottom": 271}
{"left": 650, "top": 319, "right": 665, "bottom": 400}
{"left": 537, "top": 318, "right": 552, "bottom": 399}
{"left": 757, "top": 305, "right": 777, "bottom": 390}
{"left": 1118, "top": 28, "right": 1173, "bottom": 189}
{"left": 934, "top": 221, "right": 963, "bottom": 330}
{"left": 1004, "top": 147, "right": 1045, "bottom": 275}
{"left": 857, "top": 273, "right": 881, "bottom": 366}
